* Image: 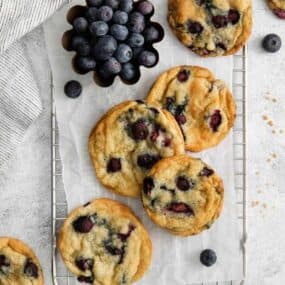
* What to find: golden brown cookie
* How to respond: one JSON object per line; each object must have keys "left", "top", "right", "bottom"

{"left": 168, "top": 0, "right": 252, "bottom": 56}
{"left": 267, "top": 0, "right": 285, "bottom": 19}
{"left": 58, "top": 198, "right": 152, "bottom": 285}
{"left": 146, "top": 65, "right": 236, "bottom": 152}
{"left": 89, "top": 100, "right": 185, "bottom": 197}
{"left": 141, "top": 155, "right": 224, "bottom": 236}
{"left": 0, "top": 237, "right": 44, "bottom": 285}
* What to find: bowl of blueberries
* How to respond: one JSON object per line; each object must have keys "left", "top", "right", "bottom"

{"left": 62, "top": 0, "right": 164, "bottom": 87}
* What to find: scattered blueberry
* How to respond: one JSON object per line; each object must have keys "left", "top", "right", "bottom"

{"left": 127, "top": 33, "right": 145, "bottom": 47}
{"left": 97, "top": 5, "right": 113, "bottom": 22}
{"left": 137, "top": 153, "right": 160, "bottom": 169}
{"left": 73, "top": 216, "right": 94, "bottom": 233}
{"left": 105, "top": 0, "right": 120, "bottom": 9}
{"left": 200, "top": 167, "right": 214, "bottom": 177}
{"left": 76, "top": 56, "right": 97, "bottom": 72}
{"left": 93, "top": 35, "right": 117, "bottom": 61}
{"left": 209, "top": 110, "right": 222, "bottom": 132}
{"left": 77, "top": 276, "right": 94, "bottom": 283}
{"left": 132, "top": 46, "right": 144, "bottom": 58}
{"left": 177, "top": 69, "right": 190, "bottom": 82}
{"left": 143, "top": 26, "right": 160, "bottom": 43}
{"left": 120, "top": 62, "right": 139, "bottom": 81}
{"left": 143, "top": 177, "right": 154, "bottom": 195}
{"left": 131, "top": 119, "right": 149, "bottom": 140}
{"left": 87, "top": 0, "right": 103, "bottom": 7}
{"left": 110, "top": 24, "right": 129, "bottom": 41}
{"left": 187, "top": 21, "right": 203, "bottom": 34}
{"left": 115, "top": 44, "right": 133, "bottom": 63}
{"left": 212, "top": 15, "right": 228, "bottom": 28}
{"left": 77, "top": 43, "right": 91, "bottom": 56}
{"left": 24, "top": 259, "right": 39, "bottom": 278}
{"left": 112, "top": 10, "right": 128, "bottom": 24}
{"left": 137, "top": 50, "right": 157, "bottom": 67}
{"left": 136, "top": 1, "right": 154, "bottom": 16}
{"left": 262, "top": 34, "right": 282, "bottom": 53}
{"left": 73, "top": 17, "right": 88, "bottom": 33}
{"left": 200, "top": 249, "right": 217, "bottom": 267}
{"left": 166, "top": 202, "right": 194, "bottom": 214}
{"left": 75, "top": 257, "right": 94, "bottom": 271}
{"left": 120, "top": 0, "right": 134, "bottom": 13}
{"left": 228, "top": 9, "right": 240, "bottom": 24}
{"left": 101, "top": 57, "right": 122, "bottom": 75}
{"left": 107, "top": 157, "right": 121, "bottom": 172}
{"left": 128, "top": 12, "right": 145, "bottom": 33}
{"left": 89, "top": 21, "right": 109, "bottom": 36}
{"left": 85, "top": 7, "right": 98, "bottom": 22}
{"left": 64, "top": 80, "right": 82, "bottom": 98}
{"left": 71, "top": 36, "right": 88, "bottom": 50}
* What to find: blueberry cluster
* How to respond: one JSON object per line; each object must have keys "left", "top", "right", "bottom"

{"left": 63, "top": 0, "right": 164, "bottom": 86}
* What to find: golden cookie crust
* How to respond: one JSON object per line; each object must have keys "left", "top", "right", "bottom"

{"left": 58, "top": 198, "right": 152, "bottom": 285}
{"left": 146, "top": 65, "right": 236, "bottom": 152}
{"left": 89, "top": 100, "right": 185, "bottom": 197}
{"left": 168, "top": 0, "right": 252, "bottom": 56}
{"left": 0, "top": 237, "right": 44, "bottom": 285}
{"left": 267, "top": 0, "right": 285, "bottom": 18}
{"left": 141, "top": 155, "right": 224, "bottom": 236}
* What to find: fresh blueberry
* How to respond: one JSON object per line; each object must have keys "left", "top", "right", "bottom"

{"left": 228, "top": 9, "right": 240, "bottom": 24}
{"left": 76, "top": 57, "right": 97, "bottom": 72}
{"left": 85, "top": 7, "right": 98, "bottom": 22}
{"left": 71, "top": 36, "right": 88, "bottom": 50}
{"left": 97, "top": 5, "right": 113, "bottom": 21}
{"left": 89, "top": 21, "right": 109, "bottom": 36}
{"left": 166, "top": 202, "right": 194, "bottom": 214}
{"left": 76, "top": 43, "right": 91, "bottom": 56}
{"left": 120, "top": 0, "right": 134, "bottom": 13}
{"left": 128, "top": 12, "right": 145, "bottom": 33}
{"left": 143, "top": 26, "right": 160, "bottom": 43}
{"left": 187, "top": 21, "right": 203, "bottom": 34}
{"left": 209, "top": 110, "right": 222, "bottom": 132}
{"left": 200, "top": 249, "right": 217, "bottom": 267}
{"left": 132, "top": 46, "right": 144, "bottom": 58}
{"left": 107, "top": 157, "right": 121, "bottom": 172}
{"left": 143, "top": 177, "right": 154, "bottom": 195}
{"left": 128, "top": 33, "right": 145, "bottom": 47}
{"left": 115, "top": 44, "right": 133, "bottom": 63}
{"left": 75, "top": 257, "right": 94, "bottom": 271}
{"left": 87, "top": 0, "right": 103, "bottom": 7}
{"left": 93, "top": 35, "right": 117, "bottom": 61}
{"left": 131, "top": 119, "right": 149, "bottom": 140}
{"left": 73, "top": 17, "right": 88, "bottom": 33}
{"left": 136, "top": 0, "right": 154, "bottom": 16}
{"left": 137, "top": 50, "right": 157, "bottom": 67}
{"left": 24, "top": 259, "right": 39, "bottom": 278}
{"left": 120, "top": 62, "right": 139, "bottom": 81}
{"left": 112, "top": 10, "right": 128, "bottom": 24}
{"left": 77, "top": 276, "right": 94, "bottom": 283}
{"left": 110, "top": 24, "right": 129, "bottom": 41}
{"left": 177, "top": 69, "right": 190, "bottom": 82}
{"left": 101, "top": 57, "right": 122, "bottom": 75}
{"left": 262, "top": 34, "right": 282, "bottom": 53}
{"left": 64, "top": 81, "right": 82, "bottom": 98}
{"left": 73, "top": 216, "right": 94, "bottom": 233}
{"left": 137, "top": 153, "right": 160, "bottom": 169}
{"left": 105, "top": 0, "right": 120, "bottom": 9}
{"left": 212, "top": 15, "right": 228, "bottom": 28}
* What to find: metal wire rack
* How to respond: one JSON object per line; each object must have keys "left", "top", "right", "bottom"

{"left": 51, "top": 46, "right": 248, "bottom": 285}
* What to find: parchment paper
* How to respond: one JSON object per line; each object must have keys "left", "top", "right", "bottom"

{"left": 44, "top": 0, "right": 243, "bottom": 283}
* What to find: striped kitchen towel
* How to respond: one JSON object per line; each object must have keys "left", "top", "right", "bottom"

{"left": 0, "top": 0, "right": 66, "bottom": 170}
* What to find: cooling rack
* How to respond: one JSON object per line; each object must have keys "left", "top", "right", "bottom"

{"left": 51, "top": 46, "right": 248, "bottom": 285}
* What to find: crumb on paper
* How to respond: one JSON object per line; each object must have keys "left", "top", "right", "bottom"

{"left": 272, "top": 98, "right": 277, "bottom": 103}
{"left": 255, "top": 171, "right": 259, "bottom": 175}
{"left": 272, "top": 130, "right": 276, "bottom": 134}
{"left": 267, "top": 158, "right": 271, "bottom": 163}
{"left": 262, "top": 115, "right": 268, "bottom": 121}
{"left": 271, "top": 153, "right": 277, "bottom": 158}
{"left": 263, "top": 203, "right": 268, "bottom": 209}
{"left": 257, "top": 190, "right": 262, "bottom": 194}
{"left": 251, "top": 201, "right": 260, "bottom": 208}
{"left": 280, "top": 129, "right": 284, "bottom": 134}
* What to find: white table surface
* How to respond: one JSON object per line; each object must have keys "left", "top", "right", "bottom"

{"left": 1, "top": 1, "right": 285, "bottom": 284}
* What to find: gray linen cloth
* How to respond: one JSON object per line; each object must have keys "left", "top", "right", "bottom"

{"left": 0, "top": 0, "right": 66, "bottom": 170}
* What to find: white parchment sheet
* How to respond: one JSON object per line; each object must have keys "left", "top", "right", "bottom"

{"left": 44, "top": 0, "right": 243, "bottom": 283}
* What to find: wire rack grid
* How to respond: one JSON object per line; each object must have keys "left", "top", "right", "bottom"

{"left": 51, "top": 46, "right": 248, "bottom": 285}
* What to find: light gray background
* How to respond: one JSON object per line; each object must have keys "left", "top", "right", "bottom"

{"left": 0, "top": 1, "right": 285, "bottom": 284}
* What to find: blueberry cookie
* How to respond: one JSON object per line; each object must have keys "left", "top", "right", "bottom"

{"left": 168, "top": 0, "right": 252, "bottom": 56}
{"left": 89, "top": 100, "right": 185, "bottom": 197}
{"left": 267, "top": 0, "right": 285, "bottom": 19}
{"left": 0, "top": 237, "right": 44, "bottom": 285}
{"left": 141, "top": 155, "right": 224, "bottom": 236}
{"left": 146, "top": 66, "right": 236, "bottom": 152}
{"left": 58, "top": 198, "right": 152, "bottom": 285}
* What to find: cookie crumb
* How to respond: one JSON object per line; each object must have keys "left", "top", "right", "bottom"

{"left": 262, "top": 115, "right": 268, "bottom": 121}
{"left": 257, "top": 190, "right": 262, "bottom": 194}
{"left": 255, "top": 171, "right": 259, "bottom": 175}
{"left": 262, "top": 203, "right": 267, "bottom": 209}
{"left": 251, "top": 201, "right": 260, "bottom": 208}
{"left": 267, "top": 158, "right": 271, "bottom": 163}
{"left": 272, "top": 98, "right": 277, "bottom": 103}
{"left": 272, "top": 130, "right": 276, "bottom": 134}
{"left": 271, "top": 153, "right": 277, "bottom": 158}
{"left": 280, "top": 129, "right": 284, "bottom": 134}
{"left": 268, "top": 120, "right": 274, "bottom": 127}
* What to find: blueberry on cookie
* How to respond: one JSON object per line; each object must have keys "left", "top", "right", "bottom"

{"left": 141, "top": 155, "right": 224, "bottom": 236}
{"left": 89, "top": 100, "right": 185, "bottom": 197}
{"left": 146, "top": 65, "right": 236, "bottom": 152}
{"left": 0, "top": 237, "right": 44, "bottom": 284}
{"left": 58, "top": 198, "right": 152, "bottom": 285}
{"left": 168, "top": 0, "right": 252, "bottom": 56}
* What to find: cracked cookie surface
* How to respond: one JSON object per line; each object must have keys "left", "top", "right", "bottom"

{"left": 58, "top": 198, "right": 152, "bottom": 285}
{"left": 89, "top": 100, "right": 185, "bottom": 197}
{"left": 0, "top": 237, "right": 43, "bottom": 285}
{"left": 168, "top": 0, "right": 252, "bottom": 56}
{"left": 141, "top": 155, "right": 224, "bottom": 236}
{"left": 146, "top": 65, "right": 236, "bottom": 152}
